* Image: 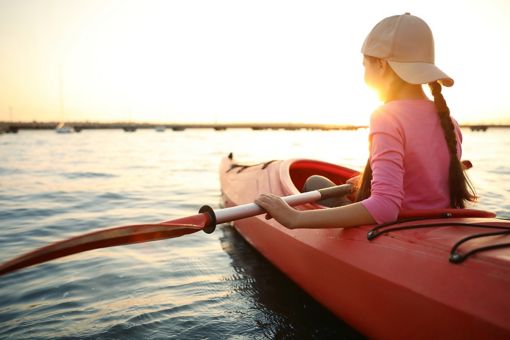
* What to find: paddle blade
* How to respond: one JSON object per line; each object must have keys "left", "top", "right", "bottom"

{"left": 0, "top": 213, "right": 209, "bottom": 277}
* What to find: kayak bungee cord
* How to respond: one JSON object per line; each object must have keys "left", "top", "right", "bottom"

{"left": 449, "top": 229, "right": 510, "bottom": 263}
{"left": 227, "top": 159, "right": 277, "bottom": 173}
{"left": 367, "top": 218, "right": 510, "bottom": 263}
{"left": 0, "top": 184, "right": 353, "bottom": 277}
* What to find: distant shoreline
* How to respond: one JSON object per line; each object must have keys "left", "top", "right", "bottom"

{"left": 0, "top": 121, "right": 365, "bottom": 132}
{"left": 1, "top": 121, "right": 508, "bottom": 133}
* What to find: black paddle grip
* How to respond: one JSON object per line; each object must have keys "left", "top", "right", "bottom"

{"left": 318, "top": 184, "right": 353, "bottom": 200}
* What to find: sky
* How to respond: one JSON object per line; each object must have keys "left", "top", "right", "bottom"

{"left": 0, "top": 0, "right": 510, "bottom": 125}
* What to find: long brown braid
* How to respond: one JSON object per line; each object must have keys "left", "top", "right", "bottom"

{"left": 428, "top": 81, "right": 476, "bottom": 207}
{"left": 356, "top": 81, "right": 476, "bottom": 207}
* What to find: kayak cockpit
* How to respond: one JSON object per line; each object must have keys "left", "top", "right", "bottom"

{"left": 288, "top": 159, "right": 357, "bottom": 190}
{"left": 286, "top": 159, "right": 495, "bottom": 218}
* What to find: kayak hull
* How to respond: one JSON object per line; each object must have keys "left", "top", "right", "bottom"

{"left": 219, "top": 156, "right": 510, "bottom": 339}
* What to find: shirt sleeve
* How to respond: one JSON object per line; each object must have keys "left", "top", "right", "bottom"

{"left": 361, "top": 109, "right": 405, "bottom": 224}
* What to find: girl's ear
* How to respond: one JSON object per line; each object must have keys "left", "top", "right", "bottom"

{"left": 378, "top": 58, "right": 390, "bottom": 73}
{"left": 379, "top": 59, "right": 399, "bottom": 80}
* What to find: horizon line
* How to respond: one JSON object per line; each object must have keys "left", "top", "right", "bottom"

{"left": 2, "top": 121, "right": 510, "bottom": 131}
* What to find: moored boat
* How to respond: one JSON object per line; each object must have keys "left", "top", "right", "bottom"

{"left": 219, "top": 154, "right": 510, "bottom": 339}
{"left": 55, "top": 122, "right": 74, "bottom": 133}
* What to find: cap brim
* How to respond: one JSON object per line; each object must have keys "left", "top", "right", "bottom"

{"left": 388, "top": 61, "right": 454, "bottom": 87}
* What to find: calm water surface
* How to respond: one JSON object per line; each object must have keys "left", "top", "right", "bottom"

{"left": 0, "top": 128, "right": 509, "bottom": 339}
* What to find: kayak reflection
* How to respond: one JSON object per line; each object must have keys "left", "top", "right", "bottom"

{"left": 218, "top": 224, "right": 364, "bottom": 339}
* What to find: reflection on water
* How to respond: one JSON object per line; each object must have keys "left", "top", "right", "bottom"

{"left": 218, "top": 224, "right": 363, "bottom": 339}
{"left": 0, "top": 128, "right": 508, "bottom": 339}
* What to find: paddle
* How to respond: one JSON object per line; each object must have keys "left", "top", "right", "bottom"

{"left": 0, "top": 184, "right": 353, "bottom": 277}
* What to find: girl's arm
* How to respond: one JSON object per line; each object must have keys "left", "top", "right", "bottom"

{"left": 255, "top": 193, "right": 376, "bottom": 229}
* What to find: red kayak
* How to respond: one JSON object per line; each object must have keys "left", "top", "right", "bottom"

{"left": 219, "top": 154, "right": 510, "bottom": 339}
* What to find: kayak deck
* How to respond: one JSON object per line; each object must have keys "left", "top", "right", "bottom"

{"left": 220, "top": 155, "right": 510, "bottom": 339}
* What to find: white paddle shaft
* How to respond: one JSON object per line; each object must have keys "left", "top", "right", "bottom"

{"left": 214, "top": 184, "right": 352, "bottom": 224}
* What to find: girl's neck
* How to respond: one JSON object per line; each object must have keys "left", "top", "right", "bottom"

{"left": 384, "top": 79, "right": 427, "bottom": 103}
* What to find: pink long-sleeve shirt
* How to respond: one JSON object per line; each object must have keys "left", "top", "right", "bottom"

{"left": 361, "top": 99, "right": 462, "bottom": 224}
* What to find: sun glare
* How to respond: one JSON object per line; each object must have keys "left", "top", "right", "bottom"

{"left": 58, "top": 2, "right": 380, "bottom": 126}
{"left": 1, "top": 0, "right": 509, "bottom": 124}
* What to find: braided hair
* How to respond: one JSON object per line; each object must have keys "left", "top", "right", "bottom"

{"left": 356, "top": 81, "right": 476, "bottom": 208}
{"left": 428, "top": 81, "right": 476, "bottom": 207}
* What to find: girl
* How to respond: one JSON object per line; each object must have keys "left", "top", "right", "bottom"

{"left": 255, "top": 13, "right": 476, "bottom": 228}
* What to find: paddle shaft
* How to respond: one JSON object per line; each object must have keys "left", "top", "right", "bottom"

{"left": 213, "top": 184, "right": 353, "bottom": 224}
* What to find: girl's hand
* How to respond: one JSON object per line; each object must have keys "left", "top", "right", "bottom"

{"left": 255, "top": 193, "right": 299, "bottom": 229}
{"left": 346, "top": 175, "right": 360, "bottom": 187}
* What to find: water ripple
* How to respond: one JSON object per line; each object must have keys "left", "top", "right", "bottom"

{"left": 2, "top": 129, "right": 508, "bottom": 339}
{"left": 62, "top": 172, "right": 116, "bottom": 179}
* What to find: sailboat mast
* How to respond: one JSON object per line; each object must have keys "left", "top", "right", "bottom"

{"left": 59, "top": 64, "right": 64, "bottom": 121}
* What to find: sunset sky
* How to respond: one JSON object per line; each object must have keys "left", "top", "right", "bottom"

{"left": 1, "top": 0, "right": 509, "bottom": 125}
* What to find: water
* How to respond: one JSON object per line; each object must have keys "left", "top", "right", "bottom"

{"left": 0, "top": 128, "right": 508, "bottom": 339}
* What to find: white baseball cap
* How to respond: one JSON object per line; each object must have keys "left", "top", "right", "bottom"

{"left": 361, "top": 13, "right": 454, "bottom": 87}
